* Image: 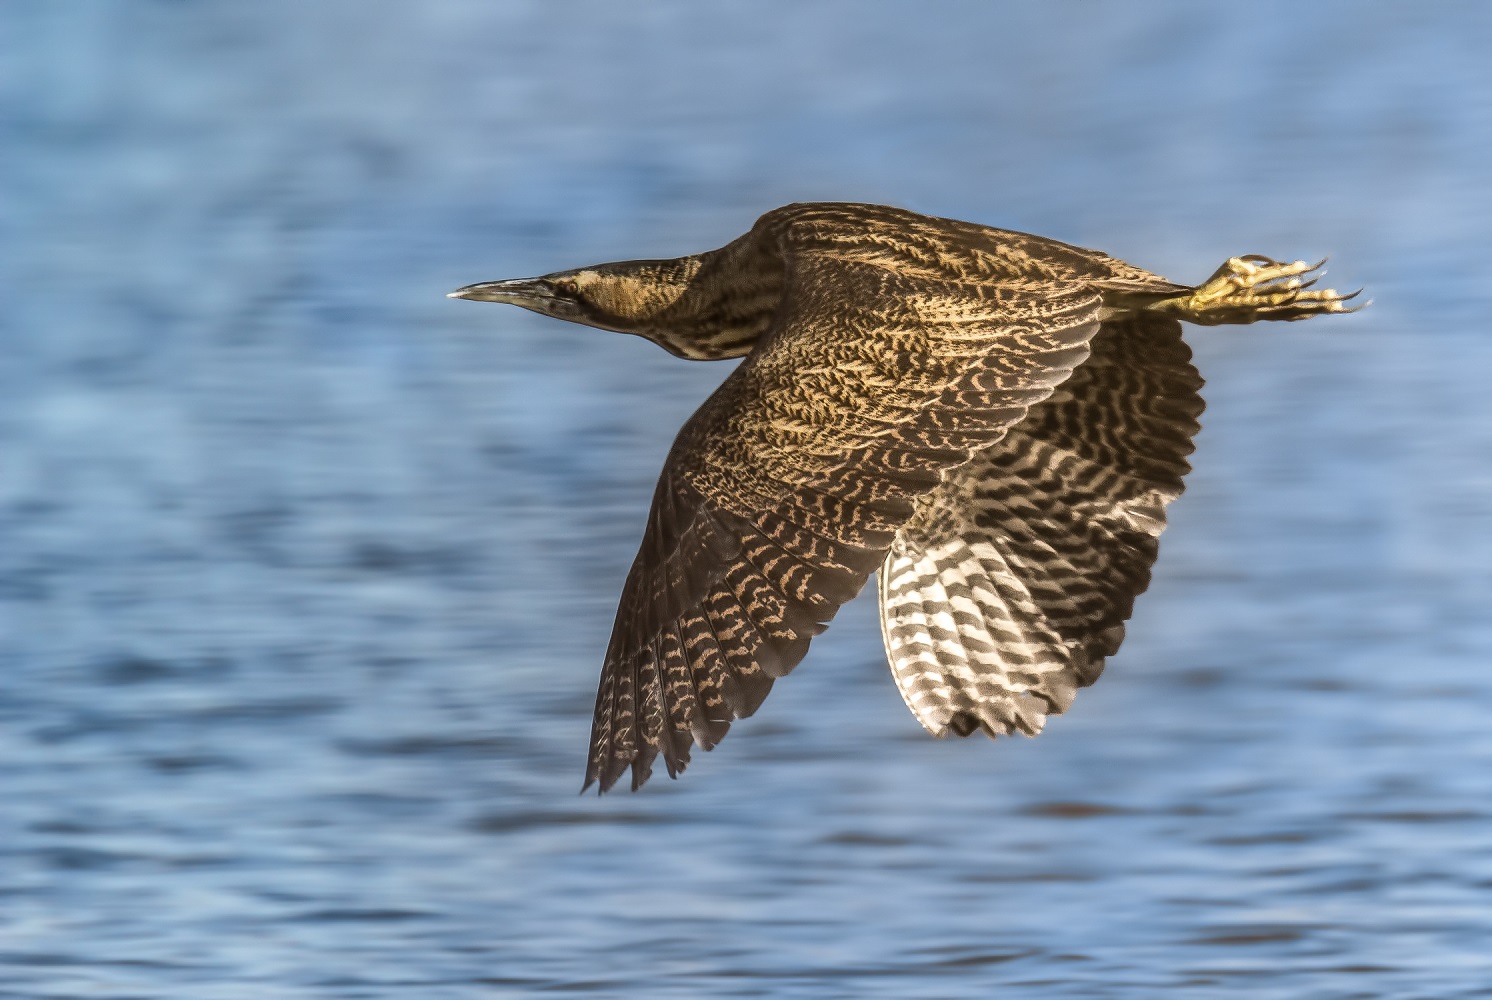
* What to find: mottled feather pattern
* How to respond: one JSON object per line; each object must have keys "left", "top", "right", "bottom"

{"left": 878, "top": 313, "right": 1203, "bottom": 739}
{"left": 449, "top": 201, "right": 1355, "bottom": 792}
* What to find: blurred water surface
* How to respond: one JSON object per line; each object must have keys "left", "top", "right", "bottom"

{"left": 4, "top": 3, "right": 1492, "bottom": 997}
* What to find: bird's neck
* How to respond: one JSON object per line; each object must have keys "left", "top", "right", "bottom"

{"left": 597, "top": 236, "right": 786, "bottom": 361}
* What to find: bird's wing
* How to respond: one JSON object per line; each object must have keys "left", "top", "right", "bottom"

{"left": 877, "top": 313, "right": 1203, "bottom": 739}
{"left": 587, "top": 232, "right": 1110, "bottom": 791}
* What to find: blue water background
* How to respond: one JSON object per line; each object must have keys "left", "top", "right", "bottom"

{"left": 4, "top": 3, "right": 1492, "bottom": 996}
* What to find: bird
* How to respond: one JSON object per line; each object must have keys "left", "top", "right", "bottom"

{"left": 449, "top": 202, "right": 1360, "bottom": 793}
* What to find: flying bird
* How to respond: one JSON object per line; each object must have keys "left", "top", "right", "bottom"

{"left": 450, "top": 202, "right": 1360, "bottom": 793}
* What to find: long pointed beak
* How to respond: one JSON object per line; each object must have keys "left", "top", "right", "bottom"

{"left": 447, "top": 277, "right": 554, "bottom": 304}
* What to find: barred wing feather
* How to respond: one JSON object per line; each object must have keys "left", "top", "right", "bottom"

{"left": 877, "top": 314, "right": 1204, "bottom": 739}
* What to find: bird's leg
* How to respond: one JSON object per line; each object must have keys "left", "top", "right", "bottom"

{"left": 1149, "top": 255, "right": 1363, "bottom": 325}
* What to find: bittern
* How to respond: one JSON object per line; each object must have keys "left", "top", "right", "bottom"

{"left": 450, "top": 202, "right": 1360, "bottom": 793}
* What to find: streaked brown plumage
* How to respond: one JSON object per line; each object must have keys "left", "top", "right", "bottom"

{"left": 450, "top": 202, "right": 1360, "bottom": 793}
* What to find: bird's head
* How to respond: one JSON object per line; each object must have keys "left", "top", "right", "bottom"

{"left": 448, "top": 258, "right": 703, "bottom": 336}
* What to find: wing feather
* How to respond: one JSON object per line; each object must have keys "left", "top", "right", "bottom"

{"left": 878, "top": 313, "right": 1204, "bottom": 738}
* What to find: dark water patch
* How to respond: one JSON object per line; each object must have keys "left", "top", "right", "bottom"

{"left": 33, "top": 696, "right": 341, "bottom": 743}
{"left": 964, "top": 870, "right": 1098, "bottom": 884}
{"left": 0, "top": 952, "right": 77, "bottom": 968}
{"left": 347, "top": 540, "right": 418, "bottom": 571}
{"left": 1341, "top": 810, "right": 1484, "bottom": 824}
{"left": 4, "top": 497, "right": 64, "bottom": 519}
{"left": 0, "top": 573, "right": 51, "bottom": 602}
{"left": 216, "top": 504, "right": 297, "bottom": 557}
{"left": 95, "top": 654, "right": 184, "bottom": 685}
{"left": 291, "top": 907, "right": 434, "bottom": 923}
{"left": 818, "top": 831, "right": 915, "bottom": 847}
{"left": 248, "top": 888, "right": 320, "bottom": 905}
{"left": 145, "top": 752, "right": 241, "bottom": 773}
{"left": 1020, "top": 802, "right": 1131, "bottom": 819}
{"left": 1175, "top": 667, "right": 1228, "bottom": 688}
{"left": 30, "top": 846, "right": 139, "bottom": 871}
{"left": 1188, "top": 925, "right": 1312, "bottom": 946}
{"left": 532, "top": 980, "right": 636, "bottom": 993}
{"left": 184, "top": 696, "right": 344, "bottom": 724}
{"left": 1209, "top": 829, "right": 1323, "bottom": 846}
{"left": 911, "top": 946, "right": 1042, "bottom": 969}
{"left": 29, "top": 819, "right": 101, "bottom": 836}
{"left": 925, "top": 952, "right": 1041, "bottom": 972}
{"left": 344, "top": 540, "right": 477, "bottom": 577}
{"left": 161, "top": 852, "right": 238, "bottom": 870}
{"left": 320, "top": 791, "right": 440, "bottom": 814}
{"left": 92, "top": 957, "right": 196, "bottom": 971}
{"left": 468, "top": 809, "right": 678, "bottom": 833}
{"left": 339, "top": 733, "right": 526, "bottom": 759}
{"left": 1289, "top": 676, "right": 1357, "bottom": 692}
{"left": 1205, "top": 781, "right": 1282, "bottom": 800}
{"left": 1288, "top": 877, "right": 1383, "bottom": 895}
{"left": 717, "top": 951, "right": 1041, "bottom": 981}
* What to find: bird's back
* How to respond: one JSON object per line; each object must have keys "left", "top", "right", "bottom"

{"left": 747, "top": 202, "right": 1185, "bottom": 296}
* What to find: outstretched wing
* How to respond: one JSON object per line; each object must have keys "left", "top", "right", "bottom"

{"left": 587, "top": 215, "right": 1119, "bottom": 791}
{"left": 877, "top": 313, "right": 1204, "bottom": 739}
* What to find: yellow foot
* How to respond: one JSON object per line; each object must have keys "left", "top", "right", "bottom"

{"left": 1152, "top": 254, "right": 1364, "bottom": 326}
